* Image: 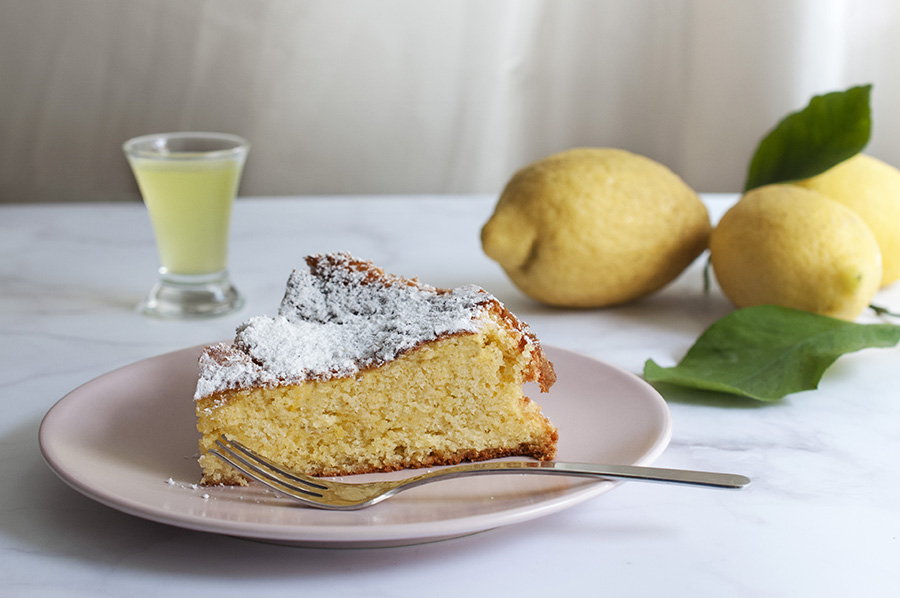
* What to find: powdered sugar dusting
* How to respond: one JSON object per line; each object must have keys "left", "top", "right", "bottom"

{"left": 195, "top": 253, "right": 494, "bottom": 399}
{"left": 194, "top": 342, "right": 278, "bottom": 400}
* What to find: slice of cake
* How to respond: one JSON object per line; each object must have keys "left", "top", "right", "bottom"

{"left": 195, "top": 252, "right": 557, "bottom": 485}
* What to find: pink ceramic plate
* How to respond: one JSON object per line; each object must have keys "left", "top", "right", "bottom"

{"left": 39, "top": 344, "right": 672, "bottom": 547}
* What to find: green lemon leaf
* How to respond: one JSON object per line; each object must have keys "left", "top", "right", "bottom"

{"left": 643, "top": 305, "right": 900, "bottom": 401}
{"left": 744, "top": 84, "right": 872, "bottom": 191}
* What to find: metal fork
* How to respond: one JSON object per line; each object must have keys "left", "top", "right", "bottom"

{"left": 211, "top": 435, "right": 749, "bottom": 510}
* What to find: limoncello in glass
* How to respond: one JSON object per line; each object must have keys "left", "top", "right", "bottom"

{"left": 124, "top": 132, "right": 249, "bottom": 318}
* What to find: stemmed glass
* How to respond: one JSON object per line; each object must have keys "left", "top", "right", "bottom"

{"left": 123, "top": 132, "right": 248, "bottom": 318}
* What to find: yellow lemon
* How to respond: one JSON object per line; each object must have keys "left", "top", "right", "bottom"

{"left": 793, "top": 153, "right": 900, "bottom": 287}
{"left": 481, "top": 148, "right": 709, "bottom": 307}
{"left": 709, "top": 185, "right": 882, "bottom": 320}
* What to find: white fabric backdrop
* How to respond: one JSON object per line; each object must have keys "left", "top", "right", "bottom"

{"left": 2, "top": 0, "right": 899, "bottom": 203}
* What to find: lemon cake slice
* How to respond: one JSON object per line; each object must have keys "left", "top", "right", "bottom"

{"left": 195, "top": 253, "right": 557, "bottom": 485}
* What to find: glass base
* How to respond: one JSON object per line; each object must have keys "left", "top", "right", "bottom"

{"left": 140, "top": 270, "right": 244, "bottom": 319}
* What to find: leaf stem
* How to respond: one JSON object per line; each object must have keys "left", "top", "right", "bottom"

{"left": 702, "top": 255, "right": 711, "bottom": 294}
{"left": 870, "top": 304, "right": 900, "bottom": 318}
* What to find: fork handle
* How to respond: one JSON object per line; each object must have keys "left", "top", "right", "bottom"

{"left": 402, "top": 461, "right": 749, "bottom": 490}
{"left": 542, "top": 462, "right": 749, "bottom": 489}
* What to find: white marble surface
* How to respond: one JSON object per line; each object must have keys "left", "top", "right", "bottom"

{"left": 2, "top": 194, "right": 898, "bottom": 597}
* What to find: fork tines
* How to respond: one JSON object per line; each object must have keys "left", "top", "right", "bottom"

{"left": 211, "top": 435, "right": 327, "bottom": 499}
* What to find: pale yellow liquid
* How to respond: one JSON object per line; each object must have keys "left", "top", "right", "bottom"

{"left": 130, "top": 158, "right": 242, "bottom": 275}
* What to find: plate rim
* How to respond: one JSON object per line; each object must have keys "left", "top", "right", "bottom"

{"left": 39, "top": 343, "right": 672, "bottom": 547}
